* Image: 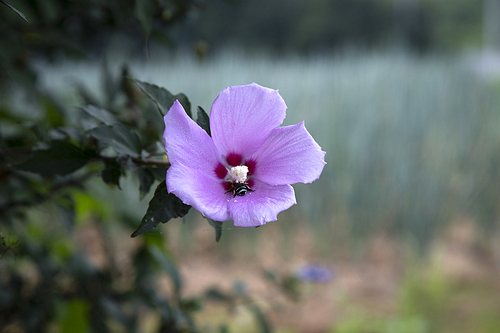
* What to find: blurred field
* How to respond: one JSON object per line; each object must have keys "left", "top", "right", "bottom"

{"left": 32, "top": 49, "right": 500, "bottom": 332}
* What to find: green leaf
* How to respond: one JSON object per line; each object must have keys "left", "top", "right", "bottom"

{"left": 80, "top": 105, "right": 118, "bottom": 125}
{"left": 197, "top": 106, "right": 210, "bottom": 136}
{"left": 1, "top": 0, "right": 29, "bottom": 23}
{"left": 207, "top": 219, "right": 223, "bottom": 242}
{"left": 175, "top": 93, "right": 192, "bottom": 118}
{"left": 147, "top": 165, "right": 167, "bottom": 181}
{"left": 87, "top": 124, "right": 142, "bottom": 156}
{"left": 101, "top": 159, "right": 121, "bottom": 188}
{"left": 17, "top": 141, "right": 93, "bottom": 176}
{"left": 132, "top": 79, "right": 192, "bottom": 118}
{"left": 138, "top": 168, "right": 155, "bottom": 199}
{"left": 131, "top": 181, "right": 190, "bottom": 237}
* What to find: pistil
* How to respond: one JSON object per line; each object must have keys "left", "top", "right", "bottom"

{"left": 229, "top": 165, "right": 249, "bottom": 183}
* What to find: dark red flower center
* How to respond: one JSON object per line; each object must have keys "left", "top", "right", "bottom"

{"left": 226, "top": 153, "right": 242, "bottom": 167}
{"left": 213, "top": 154, "right": 257, "bottom": 197}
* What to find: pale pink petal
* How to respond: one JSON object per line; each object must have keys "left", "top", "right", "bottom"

{"left": 210, "top": 83, "right": 287, "bottom": 161}
{"left": 163, "top": 100, "right": 220, "bottom": 173}
{"left": 250, "top": 122, "right": 326, "bottom": 186}
{"left": 227, "top": 180, "right": 296, "bottom": 227}
{"left": 167, "top": 163, "right": 230, "bottom": 222}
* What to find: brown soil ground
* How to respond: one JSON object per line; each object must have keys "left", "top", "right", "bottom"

{"left": 169, "top": 220, "right": 500, "bottom": 332}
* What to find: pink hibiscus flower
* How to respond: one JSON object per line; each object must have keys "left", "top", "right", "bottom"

{"left": 163, "top": 83, "right": 326, "bottom": 227}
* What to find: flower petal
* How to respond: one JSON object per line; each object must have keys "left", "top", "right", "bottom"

{"left": 167, "top": 163, "right": 230, "bottom": 222}
{"left": 227, "top": 180, "right": 296, "bottom": 227}
{"left": 164, "top": 100, "right": 220, "bottom": 173}
{"left": 250, "top": 122, "right": 326, "bottom": 185}
{"left": 210, "top": 83, "right": 287, "bottom": 160}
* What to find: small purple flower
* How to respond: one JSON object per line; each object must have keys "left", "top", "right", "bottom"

{"left": 295, "top": 264, "right": 334, "bottom": 283}
{"left": 163, "top": 83, "right": 326, "bottom": 227}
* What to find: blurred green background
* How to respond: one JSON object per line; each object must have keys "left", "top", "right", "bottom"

{"left": 2, "top": 0, "right": 500, "bottom": 332}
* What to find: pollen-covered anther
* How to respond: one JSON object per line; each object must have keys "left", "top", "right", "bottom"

{"left": 229, "top": 165, "right": 249, "bottom": 183}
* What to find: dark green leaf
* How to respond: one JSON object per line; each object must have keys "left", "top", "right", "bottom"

{"left": 131, "top": 181, "right": 190, "bottom": 237}
{"left": 101, "top": 159, "right": 121, "bottom": 188}
{"left": 132, "top": 79, "right": 192, "bottom": 118}
{"left": 196, "top": 106, "right": 210, "bottom": 136}
{"left": 80, "top": 105, "right": 118, "bottom": 125}
{"left": 87, "top": 124, "right": 142, "bottom": 156}
{"left": 138, "top": 168, "right": 155, "bottom": 199}
{"left": 147, "top": 166, "right": 167, "bottom": 181}
{"left": 175, "top": 93, "right": 192, "bottom": 118}
{"left": 207, "top": 218, "right": 223, "bottom": 242}
{"left": 148, "top": 245, "right": 182, "bottom": 298}
{"left": 2, "top": 0, "right": 29, "bottom": 23}
{"left": 17, "top": 140, "right": 93, "bottom": 176}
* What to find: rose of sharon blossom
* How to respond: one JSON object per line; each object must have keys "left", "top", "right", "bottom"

{"left": 163, "top": 83, "right": 326, "bottom": 227}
